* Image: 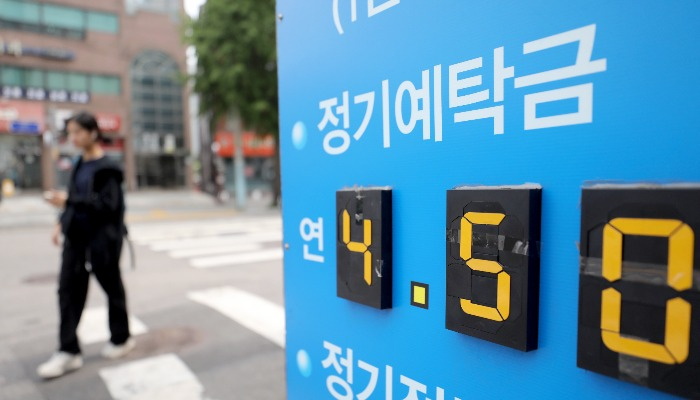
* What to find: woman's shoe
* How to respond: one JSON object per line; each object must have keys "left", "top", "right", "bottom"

{"left": 101, "top": 337, "right": 135, "bottom": 359}
{"left": 37, "top": 352, "right": 83, "bottom": 379}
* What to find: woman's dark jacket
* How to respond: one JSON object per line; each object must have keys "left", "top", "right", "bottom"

{"left": 59, "top": 157, "right": 126, "bottom": 265}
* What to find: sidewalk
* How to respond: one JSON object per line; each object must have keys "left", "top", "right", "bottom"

{"left": 0, "top": 189, "right": 279, "bottom": 229}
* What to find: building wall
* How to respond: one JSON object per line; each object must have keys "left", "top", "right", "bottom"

{"left": 0, "top": 0, "right": 189, "bottom": 190}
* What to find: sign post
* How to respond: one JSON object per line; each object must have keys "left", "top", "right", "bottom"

{"left": 277, "top": 2, "right": 700, "bottom": 398}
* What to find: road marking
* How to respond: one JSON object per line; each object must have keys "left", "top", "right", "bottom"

{"left": 78, "top": 307, "right": 148, "bottom": 345}
{"left": 129, "top": 218, "right": 282, "bottom": 242}
{"left": 188, "top": 286, "right": 285, "bottom": 348}
{"left": 190, "top": 248, "right": 284, "bottom": 268}
{"left": 99, "top": 353, "right": 204, "bottom": 400}
{"left": 126, "top": 209, "right": 240, "bottom": 223}
{"left": 150, "top": 231, "right": 283, "bottom": 252}
{"left": 131, "top": 225, "right": 279, "bottom": 243}
{"left": 168, "top": 243, "right": 264, "bottom": 259}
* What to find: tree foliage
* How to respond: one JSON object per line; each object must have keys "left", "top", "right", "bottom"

{"left": 185, "top": 0, "right": 278, "bottom": 136}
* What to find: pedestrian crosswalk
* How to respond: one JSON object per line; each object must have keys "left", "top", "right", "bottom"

{"left": 95, "top": 284, "right": 285, "bottom": 400}
{"left": 99, "top": 353, "right": 205, "bottom": 400}
{"left": 92, "top": 217, "right": 286, "bottom": 398}
{"left": 188, "top": 286, "right": 285, "bottom": 348}
{"left": 129, "top": 216, "right": 284, "bottom": 269}
{"left": 21, "top": 216, "right": 287, "bottom": 399}
{"left": 78, "top": 307, "right": 148, "bottom": 345}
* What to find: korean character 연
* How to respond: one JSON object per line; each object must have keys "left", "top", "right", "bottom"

{"left": 299, "top": 217, "right": 324, "bottom": 263}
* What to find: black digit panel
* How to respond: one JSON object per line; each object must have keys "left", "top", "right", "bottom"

{"left": 336, "top": 188, "right": 392, "bottom": 309}
{"left": 578, "top": 187, "right": 700, "bottom": 398}
{"left": 446, "top": 187, "right": 541, "bottom": 351}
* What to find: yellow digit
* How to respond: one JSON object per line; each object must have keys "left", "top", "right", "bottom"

{"left": 342, "top": 209, "right": 373, "bottom": 285}
{"left": 601, "top": 218, "right": 694, "bottom": 364}
{"left": 459, "top": 212, "right": 511, "bottom": 321}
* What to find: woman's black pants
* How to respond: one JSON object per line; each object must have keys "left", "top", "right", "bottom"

{"left": 58, "top": 233, "right": 130, "bottom": 354}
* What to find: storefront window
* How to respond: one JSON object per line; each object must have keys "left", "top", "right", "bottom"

{"left": 86, "top": 11, "right": 118, "bottom": 33}
{"left": 46, "top": 71, "right": 67, "bottom": 90}
{"left": 67, "top": 73, "right": 88, "bottom": 91}
{"left": 25, "top": 69, "right": 43, "bottom": 87}
{"left": 0, "top": 0, "right": 40, "bottom": 24}
{"left": 125, "top": 0, "right": 179, "bottom": 18}
{"left": 0, "top": 1, "right": 119, "bottom": 37}
{"left": 90, "top": 75, "right": 121, "bottom": 94}
{"left": 1, "top": 66, "right": 120, "bottom": 97}
{"left": 42, "top": 4, "right": 85, "bottom": 30}
{"left": 0, "top": 66, "right": 23, "bottom": 86}
{"left": 131, "top": 50, "right": 185, "bottom": 187}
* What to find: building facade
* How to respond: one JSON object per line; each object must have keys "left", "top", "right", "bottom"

{"left": 0, "top": 0, "right": 189, "bottom": 190}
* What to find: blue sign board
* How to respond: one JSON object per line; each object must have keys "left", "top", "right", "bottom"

{"left": 277, "top": 2, "right": 700, "bottom": 398}
{"left": 10, "top": 120, "right": 40, "bottom": 134}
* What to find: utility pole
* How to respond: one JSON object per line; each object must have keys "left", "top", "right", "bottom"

{"left": 227, "top": 110, "right": 247, "bottom": 209}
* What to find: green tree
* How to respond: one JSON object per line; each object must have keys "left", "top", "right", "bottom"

{"left": 185, "top": 0, "right": 280, "bottom": 205}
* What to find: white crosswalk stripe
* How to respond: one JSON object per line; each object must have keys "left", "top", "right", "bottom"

{"left": 149, "top": 232, "right": 283, "bottom": 252}
{"left": 98, "top": 286, "right": 284, "bottom": 399}
{"left": 78, "top": 306, "right": 148, "bottom": 345}
{"left": 99, "top": 353, "right": 205, "bottom": 400}
{"left": 168, "top": 243, "right": 263, "bottom": 259}
{"left": 129, "top": 217, "right": 283, "bottom": 269}
{"left": 129, "top": 217, "right": 281, "bottom": 243}
{"left": 188, "top": 286, "right": 285, "bottom": 348}
{"left": 94, "top": 284, "right": 284, "bottom": 400}
{"left": 190, "top": 248, "right": 284, "bottom": 269}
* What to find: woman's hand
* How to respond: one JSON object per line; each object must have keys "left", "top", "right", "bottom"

{"left": 51, "top": 223, "right": 62, "bottom": 247}
{"left": 43, "top": 190, "right": 67, "bottom": 209}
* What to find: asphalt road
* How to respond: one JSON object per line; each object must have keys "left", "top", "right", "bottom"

{"left": 0, "top": 193, "right": 286, "bottom": 400}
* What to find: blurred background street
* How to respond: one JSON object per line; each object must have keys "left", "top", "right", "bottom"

{"left": 0, "top": 190, "right": 286, "bottom": 399}
{"left": 0, "top": 0, "right": 287, "bottom": 398}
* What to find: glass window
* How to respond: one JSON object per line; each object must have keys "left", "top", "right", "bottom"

{"left": 159, "top": 77, "right": 177, "bottom": 88}
{"left": 46, "top": 71, "right": 67, "bottom": 90}
{"left": 25, "top": 69, "right": 43, "bottom": 87}
{"left": 138, "top": 92, "right": 156, "bottom": 102}
{"left": 139, "top": 77, "right": 155, "bottom": 87}
{"left": 67, "top": 73, "right": 88, "bottom": 91}
{"left": 0, "top": 0, "right": 40, "bottom": 24}
{"left": 0, "top": 66, "right": 23, "bottom": 86}
{"left": 132, "top": 50, "right": 184, "bottom": 170}
{"left": 127, "top": 0, "right": 179, "bottom": 16}
{"left": 160, "top": 109, "right": 175, "bottom": 118}
{"left": 87, "top": 11, "right": 118, "bottom": 33}
{"left": 42, "top": 4, "right": 84, "bottom": 30}
{"left": 90, "top": 75, "right": 121, "bottom": 94}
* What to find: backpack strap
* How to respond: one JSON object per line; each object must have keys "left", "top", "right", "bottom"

{"left": 123, "top": 224, "right": 136, "bottom": 270}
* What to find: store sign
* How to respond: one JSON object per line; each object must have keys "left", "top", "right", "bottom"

{"left": 96, "top": 113, "right": 121, "bottom": 132}
{"left": 10, "top": 121, "right": 40, "bottom": 134}
{"left": 0, "top": 100, "right": 45, "bottom": 134}
{"left": 1, "top": 85, "right": 89, "bottom": 104}
{"left": 278, "top": 1, "right": 700, "bottom": 399}
{"left": 0, "top": 38, "right": 75, "bottom": 61}
{"left": 214, "top": 132, "right": 276, "bottom": 157}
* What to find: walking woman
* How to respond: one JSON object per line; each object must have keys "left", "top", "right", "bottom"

{"left": 38, "top": 111, "right": 134, "bottom": 379}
